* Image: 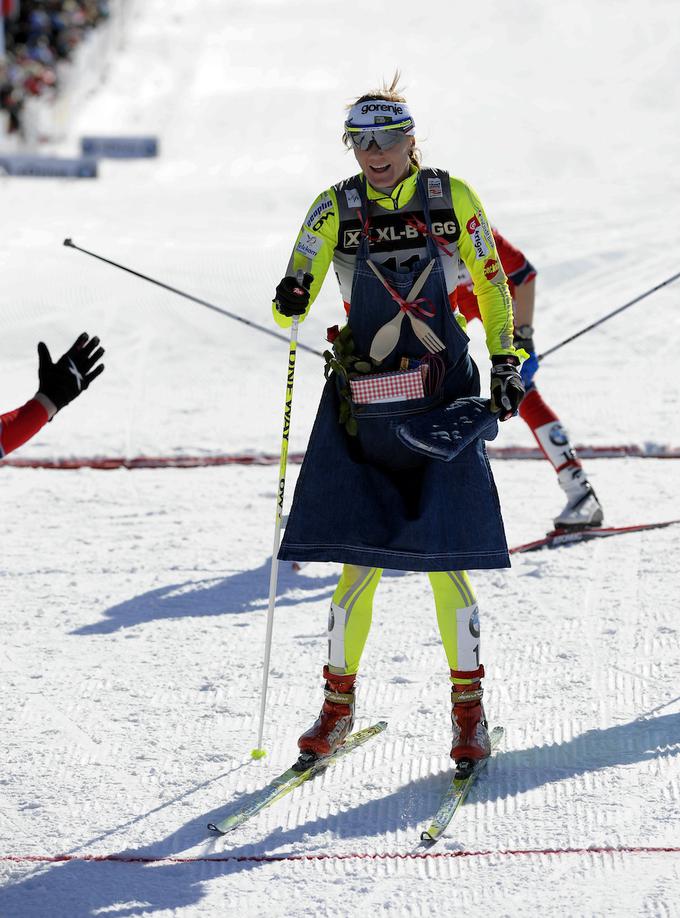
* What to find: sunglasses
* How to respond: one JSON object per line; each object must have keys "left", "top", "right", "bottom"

{"left": 347, "top": 129, "right": 411, "bottom": 151}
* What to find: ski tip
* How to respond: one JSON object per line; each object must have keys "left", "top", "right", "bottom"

{"left": 63, "top": 237, "right": 74, "bottom": 247}
{"left": 420, "top": 830, "right": 436, "bottom": 843}
{"left": 206, "top": 823, "right": 225, "bottom": 835}
{"left": 251, "top": 748, "right": 267, "bottom": 760}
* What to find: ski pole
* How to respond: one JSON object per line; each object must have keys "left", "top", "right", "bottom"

{"left": 251, "top": 304, "right": 301, "bottom": 759}
{"left": 537, "top": 270, "right": 680, "bottom": 362}
{"left": 62, "top": 238, "right": 324, "bottom": 358}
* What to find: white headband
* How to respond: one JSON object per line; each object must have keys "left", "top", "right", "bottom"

{"left": 344, "top": 99, "right": 415, "bottom": 134}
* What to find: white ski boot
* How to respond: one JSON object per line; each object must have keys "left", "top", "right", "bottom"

{"left": 554, "top": 467, "right": 604, "bottom": 530}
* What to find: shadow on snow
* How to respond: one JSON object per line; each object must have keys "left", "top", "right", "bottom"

{"left": 0, "top": 712, "right": 678, "bottom": 916}
{"left": 70, "top": 557, "right": 338, "bottom": 635}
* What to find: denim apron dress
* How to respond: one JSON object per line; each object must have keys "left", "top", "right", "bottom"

{"left": 278, "top": 174, "right": 510, "bottom": 572}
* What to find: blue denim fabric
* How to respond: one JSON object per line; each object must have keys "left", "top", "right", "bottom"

{"left": 396, "top": 397, "right": 499, "bottom": 463}
{"left": 278, "top": 174, "right": 510, "bottom": 572}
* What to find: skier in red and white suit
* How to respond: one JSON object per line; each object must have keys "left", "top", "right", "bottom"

{"left": 453, "top": 230, "right": 603, "bottom": 529}
{"left": 0, "top": 333, "right": 105, "bottom": 459}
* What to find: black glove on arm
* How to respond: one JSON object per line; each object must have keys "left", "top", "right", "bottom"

{"left": 490, "top": 354, "right": 525, "bottom": 421}
{"left": 38, "top": 332, "right": 105, "bottom": 412}
{"left": 274, "top": 273, "right": 314, "bottom": 317}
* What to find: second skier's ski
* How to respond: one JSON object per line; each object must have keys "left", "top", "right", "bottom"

{"left": 510, "top": 519, "right": 680, "bottom": 554}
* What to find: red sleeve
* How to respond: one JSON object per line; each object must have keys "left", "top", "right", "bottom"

{"left": 493, "top": 230, "right": 537, "bottom": 289}
{"left": 0, "top": 398, "right": 50, "bottom": 458}
{"left": 452, "top": 228, "right": 537, "bottom": 322}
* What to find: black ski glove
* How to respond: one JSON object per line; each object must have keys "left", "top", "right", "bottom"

{"left": 38, "top": 332, "right": 105, "bottom": 412}
{"left": 490, "top": 355, "right": 525, "bottom": 421}
{"left": 274, "top": 273, "right": 314, "bottom": 317}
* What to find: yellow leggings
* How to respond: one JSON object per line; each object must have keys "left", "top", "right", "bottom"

{"left": 326, "top": 564, "right": 481, "bottom": 677}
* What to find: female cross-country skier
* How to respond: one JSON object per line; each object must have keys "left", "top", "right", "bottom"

{"left": 0, "top": 333, "right": 104, "bottom": 458}
{"left": 454, "top": 231, "right": 604, "bottom": 530}
{"left": 271, "top": 75, "right": 524, "bottom": 772}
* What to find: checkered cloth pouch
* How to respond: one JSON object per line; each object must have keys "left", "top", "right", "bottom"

{"left": 349, "top": 367, "right": 425, "bottom": 405}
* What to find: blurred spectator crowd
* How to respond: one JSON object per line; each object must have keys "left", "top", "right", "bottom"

{"left": 1, "top": 1, "right": 109, "bottom": 137}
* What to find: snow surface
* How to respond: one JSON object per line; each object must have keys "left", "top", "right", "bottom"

{"left": 1, "top": 0, "right": 679, "bottom": 915}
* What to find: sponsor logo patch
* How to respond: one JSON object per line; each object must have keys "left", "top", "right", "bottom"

{"left": 343, "top": 228, "right": 362, "bottom": 248}
{"left": 311, "top": 211, "right": 334, "bottom": 232}
{"left": 295, "top": 231, "right": 322, "bottom": 259}
{"left": 305, "top": 194, "right": 333, "bottom": 229}
{"left": 345, "top": 188, "right": 362, "bottom": 208}
{"left": 466, "top": 215, "right": 480, "bottom": 235}
{"left": 341, "top": 214, "right": 458, "bottom": 250}
{"left": 431, "top": 220, "right": 457, "bottom": 237}
{"left": 360, "top": 102, "right": 404, "bottom": 116}
{"left": 480, "top": 215, "right": 494, "bottom": 249}
{"left": 484, "top": 257, "right": 500, "bottom": 280}
{"left": 469, "top": 605, "right": 480, "bottom": 638}
{"left": 466, "top": 212, "right": 489, "bottom": 260}
{"left": 549, "top": 423, "right": 569, "bottom": 447}
{"left": 427, "top": 177, "right": 443, "bottom": 198}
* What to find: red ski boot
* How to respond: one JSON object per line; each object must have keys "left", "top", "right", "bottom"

{"left": 298, "top": 666, "right": 356, "bottom": 761}
{"left": 450, "top": 665, "right": 490, "bottom": 773}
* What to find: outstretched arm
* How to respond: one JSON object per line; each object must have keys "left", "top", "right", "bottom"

{"left": 0, "top": 397, "right": 52, "bottom": 458}
{"left": 0, "top": 333, "right": 105, "bottom": 458}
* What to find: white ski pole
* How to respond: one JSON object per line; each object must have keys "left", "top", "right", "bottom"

{"left": 251, "top": 308, "right": 301, "bottom": 759}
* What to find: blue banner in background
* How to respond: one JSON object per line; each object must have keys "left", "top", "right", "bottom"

{"left": 0, "top": 155, "right": 98, "bottom": 178}
{"left": 80, "top": 136, "right": 159, "bottom": 158}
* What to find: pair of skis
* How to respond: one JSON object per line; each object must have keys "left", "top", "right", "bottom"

{"left": 208, "top": 722, "right": 503, "bottom": 844}
{"left": 225, "top": 521, "right": 678, "bottom": 839}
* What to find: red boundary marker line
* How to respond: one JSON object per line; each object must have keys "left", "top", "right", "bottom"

{"left": 0, "top": 454, "right": 305, "bottom": 470}
{"left": 1, "top": 846, "right": 679, "bottom": 865}
{"left": 2, "top": 446, "right": 680, "bottom": 470}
